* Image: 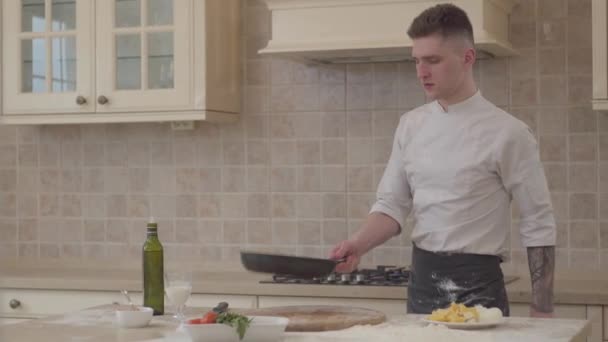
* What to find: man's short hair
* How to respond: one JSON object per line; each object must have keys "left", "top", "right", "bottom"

{"left": 407, "top": 4, "right": 474, "bottom": 45}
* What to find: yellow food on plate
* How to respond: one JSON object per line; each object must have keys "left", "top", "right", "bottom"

{"left": 427, "top": 302, "right": 479, "bottom": 323}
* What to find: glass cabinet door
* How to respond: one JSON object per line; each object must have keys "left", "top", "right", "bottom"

{"left": 2, "top": 0, "right": 94, "bottom": 114}
{"left": 95, "top": 0, "right": 191, "bottom": 112}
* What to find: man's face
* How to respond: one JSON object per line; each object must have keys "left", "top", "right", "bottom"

{"left": 411, "top": 34, "right": 472, "bottom": 102}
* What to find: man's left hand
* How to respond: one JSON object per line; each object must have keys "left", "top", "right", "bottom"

{"left": 530, "top": 306, "right": 554, "bottom": 318}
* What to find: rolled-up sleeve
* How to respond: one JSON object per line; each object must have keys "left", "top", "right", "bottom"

{"left": 370, "top": 119, "right": 413, "bottom": 232}
{"left": 498, "top": 126, "right": 556, "bottom": 247}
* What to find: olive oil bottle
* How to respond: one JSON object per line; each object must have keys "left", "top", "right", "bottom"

{"left": 143, "top": 217, "right": 164, "bottom": 315}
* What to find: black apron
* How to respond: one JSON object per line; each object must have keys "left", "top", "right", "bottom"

{"left": 407, "top": 243, "right": 510, "bottom": 316}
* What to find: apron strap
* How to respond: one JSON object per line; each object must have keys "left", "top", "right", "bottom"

{"left": 407, "top": 243, "right": 510, "bottom": 316}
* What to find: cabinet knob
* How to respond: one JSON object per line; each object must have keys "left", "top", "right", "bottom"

{"left": 97, "top": 95, "right": 109, "bottom": 105}
{"left": 9, "top": 299, "right": 21, "bottom": 309}
{"left": 76, "top": 96, "right": 87, "bottom": 105}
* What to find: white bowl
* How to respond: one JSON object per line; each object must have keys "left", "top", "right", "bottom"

{"left": 181, "top": 316, "right": 289, "bottom": 342}
{"left": 115, "top": 306, "right": 154, "bottom": 328}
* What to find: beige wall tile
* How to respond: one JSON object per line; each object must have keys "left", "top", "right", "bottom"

{"left": 539, "top": 107, "right": 567, "bottom": 135}
{"left": 222, "top": 167, "right": 246, "bottom": 192}
{"left": 18, "top": 145, "right": 38, "bottom": 167}
{"left": 40, "top": 169, "right": 60, "bottom": 192}
{"left": 82, "top": 195, "right": 106, "bottom": 217}
{"left": 104, "top": 167, "right": 128, "bottom": 193}
{"left": 106, "top": 195, "right": 128, "bottom": 217}
{"left": 221, "top": 194, "right": 247, "bottom": 218}
{"left": 61, "top": 219, "right": 83, "bottom": 242}
{"left": 544, "top": 163, "right": 568, "bottom": 191}
{"left": 322, "top": 193, "right": 346, "bottom": 218}
{"left": 538, "top": 20, "right": 566, "bottom": 47}
{"left": 297, "top": 141, "right": 320, "bottom": 165}
{"left": 568, "top": 106, "right": 596, "bottom": 133}
{"left": 0, "top": 194, "right": 16, "bottom": 217}
{"left": 127, "top": 195, "right": 148, "bottom": 218}
{"left": 270, "top": 86, "right": 295, "bottom": 112}
{"left": 271, "top": 194, "right": 296, "bottom": 218}
{"left": 272, "top": 220, "right": 298, "bottom": 245}
{"left": 223, "top": 141, "right": 245, "bottom": 165}
{"left": 510, "top": 107, "right": 538, "bottom": 133}
{"left": 61, "top": 244, "right": 82, "bottom": 258}
{"left": 569, "top": 134, "right": 597, "bottom": 162}
{"left": 18, "top": 219, "right": 37, "bottom": 241}
{"left": 569, "top": 193, "right": 597, "bottom": 219}
{"left": 248, "top": 140, "right": 270, "bottom": 165}
{"left": 320, "top": 84, "right": 346, "bottom": 111}
{"left": 129, "top": 168, "right": 150, "bottom": 192}
{"left": 600, "top": 135, "right": 608, "bottom": 161}
{"left": 198, "top": 194, "right": 222, "bottom": 218}
{"left": 321, "top": 112, "right": 346, "bottom": 138}
{"left": 244, "top": 86, "right": 269, "bottom": 114}
{"left": 83, "top": 144, "right": 104, "bottom": 167}
{"left": 40, "top": 243, "right": 60, "bottom": 258}
{"left": 297, "top": 167, "right": 320, "bottom": 192}
{"left": 198, "top": 140, "right": 222, "bottom": 166}
{"left": 176, "top": 195, "right": 197, "bottom": 218}
{"left": 199, "top": 220, "right": 223, "bottom": 244}
{"left": 83, "top": 168, "right": 104, "bottom": 193}
{"left": 19, "top": 243, "right": 38, "bottom": 258}
{"left": 296, "top": 193, "right": 321, "bottom": 219}
{"left": 600, "top": 222, "right": 608, "bottom": 248}
{"left": 294, "top": 114, "right": 322, "bottom": 139}
{"left": 539, "top": 76, "right": 567, "bottom": 105}
{"left": 568, "top": 75, "right": 592, "bottom": 105}
{"left": 247, "top": 60, "right": 269, "bottom": 85}
{"left": 510, "top": 20, "right": 537, "bottom": 48}
{"left": 539, "top": 135, "right": 568, "bottom": 162}
{"left": 17, "top": 169, "right": 38, "bottom": 193}
{"left": 600, "top": 163, "right": 608, "bottom": 193}
{"left": 555, "top": 221, "right": 568, "bottom": 248}
{"left": 293, "top": 85, "right": 320, "bottom": 111}
{"left": 539, "top": 0, "right": 566, "bottom": 19}
{"left": 321, "top": 166, "right": 346, "bottom": 192}
{"left": 270, "top": 140, "right": 296, "bottom": 165}
{"left": 106, "top": 219, "right": 129, "bottom": 242}
{"left": 18, "top": 194, "right": 38, "bottom": 217}
{"left": 61, "top": 170, "right": 82, "bottom": 192}
{"left": 569, "top": 221, "right": 598, "bottom": 248}
{"left": 599, "top": 112, "right": 608, "bottom": 132}
{"left": 39, "top": 143, "right": 59, "bottom": 167}
{"left": 61, "top": 194, "right": 82, "bottom": 217}
{"left": 539, "top": 48, "right": 565, "bottom": 75}
{"left": 247, "top": 193, "right": 270, "bottom": 218}
{"left": 570, "top": 250, "right": 599, "bottom": 270}
{"left": 567, "top": 16, "right": 592, "bottom": 48}
{"left": 0, "top": 126, "right": 17, "bottom": 144}
{"left": 347, "top": 138, "right": 373, "bottom": 165}
{"left": 568, "top": 47, "right": 592, "bottom": 74}
{"left": 347, "top": 166, "right": 374, "bottom": 192}
{"left": 322, "top": 219, "right": 348, "bottom": 245}
{"left": 39, "top": 194, "right": 59, "bottom": 217}
{"left": 568, "top": 163, "right": 596, "bottom": 192}
{"left": 347, "top": 111, "right": 372, "bottom": 137}
{"left": 17, "top": 126, "right": 39, "bottom": 145}
{"left": 321, "top": 139, "right": 346, "bottom": 164}
{"left": 0, "top": 169, "right": 16, "bottom": 192}
{"left": 84, "top": 220, "right": 105, "bottom": 242}
{"left": 175, "top": 219, "right": 198, "bottom": 243}
{"left": 347, "top": 193, "right": 375, "bottom": 220}
{"left": 173, "top": 141, "right": 198, "bottom": 166}
{"left": 247, "top": 167, "right": 269, "bottom": 192}
{"left": 199, "top": 168, "right": 222, "bottom": 193}
{"left": 510, "top": 77, "right": 538, "bottom": 106}
{"left": 246, "top": 219, "right": 271, "bottom": 245}
{"left": 297, "top": 220, "right": 321, "bottom": 245}
{"left": 600, "top": 193, "right": 608, "bottom": 220}
{"left": 61, "top": 143, "right": 82, "bottom": 167}
{"left": 270, "top": 167, "right": 296, "bottom": 191}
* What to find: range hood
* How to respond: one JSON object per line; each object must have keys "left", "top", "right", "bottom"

{"left": 258, "top": 0, "right": 518, "bottom": 63}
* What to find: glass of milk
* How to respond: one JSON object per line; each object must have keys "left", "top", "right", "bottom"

{"left": 164, "top": 270, "right": 192, "bottom": 322}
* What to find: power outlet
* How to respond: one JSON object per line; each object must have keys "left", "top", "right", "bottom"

{"left": 170, "top": 121, "right": 195, "bottom": 130}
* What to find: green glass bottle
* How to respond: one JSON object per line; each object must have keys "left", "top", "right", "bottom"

{"left": 143, "top": 217, "right": 164, "bottom": 315}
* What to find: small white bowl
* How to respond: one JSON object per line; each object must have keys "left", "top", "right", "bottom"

{"left": 181, "top": 316, "right": 288, "bottom": 342}
{"left": 115, "top": 306, "right": 153, "bottom": 328}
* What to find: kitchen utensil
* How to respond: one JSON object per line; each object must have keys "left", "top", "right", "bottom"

{"left": 240, "top": 252, "right": 347, "bottom": 278}
{"left": 120, "top": 290, "right": 137, "bottom": 310}
{"left": 115, "top": 307, "right": 153, "bottom": 328}
{"left": 234, "top": 305, "right": 386, "bottom": 332}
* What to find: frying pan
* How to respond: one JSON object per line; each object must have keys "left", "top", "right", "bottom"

{"left": 240, "top": 251, "right": 347, "bottom": 278}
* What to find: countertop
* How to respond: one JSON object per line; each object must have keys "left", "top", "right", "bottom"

{"left": 0, "top": 305, "right": 591, "bottom": 342}
{"left": 1, "top": 261, "right": 608, "bottom": 305}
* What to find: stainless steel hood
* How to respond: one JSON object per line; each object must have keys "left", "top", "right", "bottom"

{"left": 258, "top": 0, "right": 518, "bottom": 63}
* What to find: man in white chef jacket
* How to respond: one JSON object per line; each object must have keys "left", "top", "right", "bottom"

{"left": 330, "top": 3, "right": 556, "bottom": 318}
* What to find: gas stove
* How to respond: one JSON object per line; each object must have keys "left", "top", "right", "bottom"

{"left": 260, "top": 265, "right": 410, "bottom": 286}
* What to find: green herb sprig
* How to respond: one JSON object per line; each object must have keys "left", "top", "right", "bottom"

{"left": 216, "top": 312, "right": 253, "bottom": 340}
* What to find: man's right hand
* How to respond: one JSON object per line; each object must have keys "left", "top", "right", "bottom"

{"left": 329, "top": 240, "right": 361, "bottom": 273}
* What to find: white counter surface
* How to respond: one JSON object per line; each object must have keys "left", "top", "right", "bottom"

{"left": 0, "top": 305, "right": 590, "bottom": 342}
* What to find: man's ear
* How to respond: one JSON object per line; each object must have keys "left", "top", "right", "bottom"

{"left": 463, "top": 48, "right": 476, "bottom": 67}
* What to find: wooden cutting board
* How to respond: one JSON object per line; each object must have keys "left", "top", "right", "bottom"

{"left": 235, "top": 305, "right": 387, "bottom": 332}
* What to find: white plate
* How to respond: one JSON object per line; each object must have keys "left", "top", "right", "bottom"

{"left": 421, "top": 318, "right": 503, "bottom": 330}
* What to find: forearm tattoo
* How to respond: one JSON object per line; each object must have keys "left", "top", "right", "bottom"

{"left": 527, "top": 246, "right": 555, "bottom": 313}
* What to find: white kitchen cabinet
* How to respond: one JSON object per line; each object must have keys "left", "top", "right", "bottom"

{"left": 258, "top": 296, "right": 406, "bottom": 316}
{"left": 592, "top": 0, "right": 608, "bottom": 110}
{"left": 0, "top": 288, "right": 124, "bottom": 318}
{"left": 1, "top": 0, "right": 240, "bottom": 124}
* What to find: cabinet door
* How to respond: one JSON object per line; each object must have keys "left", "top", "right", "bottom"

{"left": 95, "top": 0, "right": 192, "bottom": 112}
{"left": 2, "top": 0, "right": 94, "bottom": 114}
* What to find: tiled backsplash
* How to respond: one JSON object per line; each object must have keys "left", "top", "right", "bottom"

{"left": 0, "top": 0, "right": 607, "bottom": 271}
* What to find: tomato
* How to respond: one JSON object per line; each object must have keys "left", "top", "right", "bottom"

{"left": 200, "top": 311, "right": 218, "bottom": 324}
{"left": 187, "top": 318, "right": 204, "bottom": 324}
